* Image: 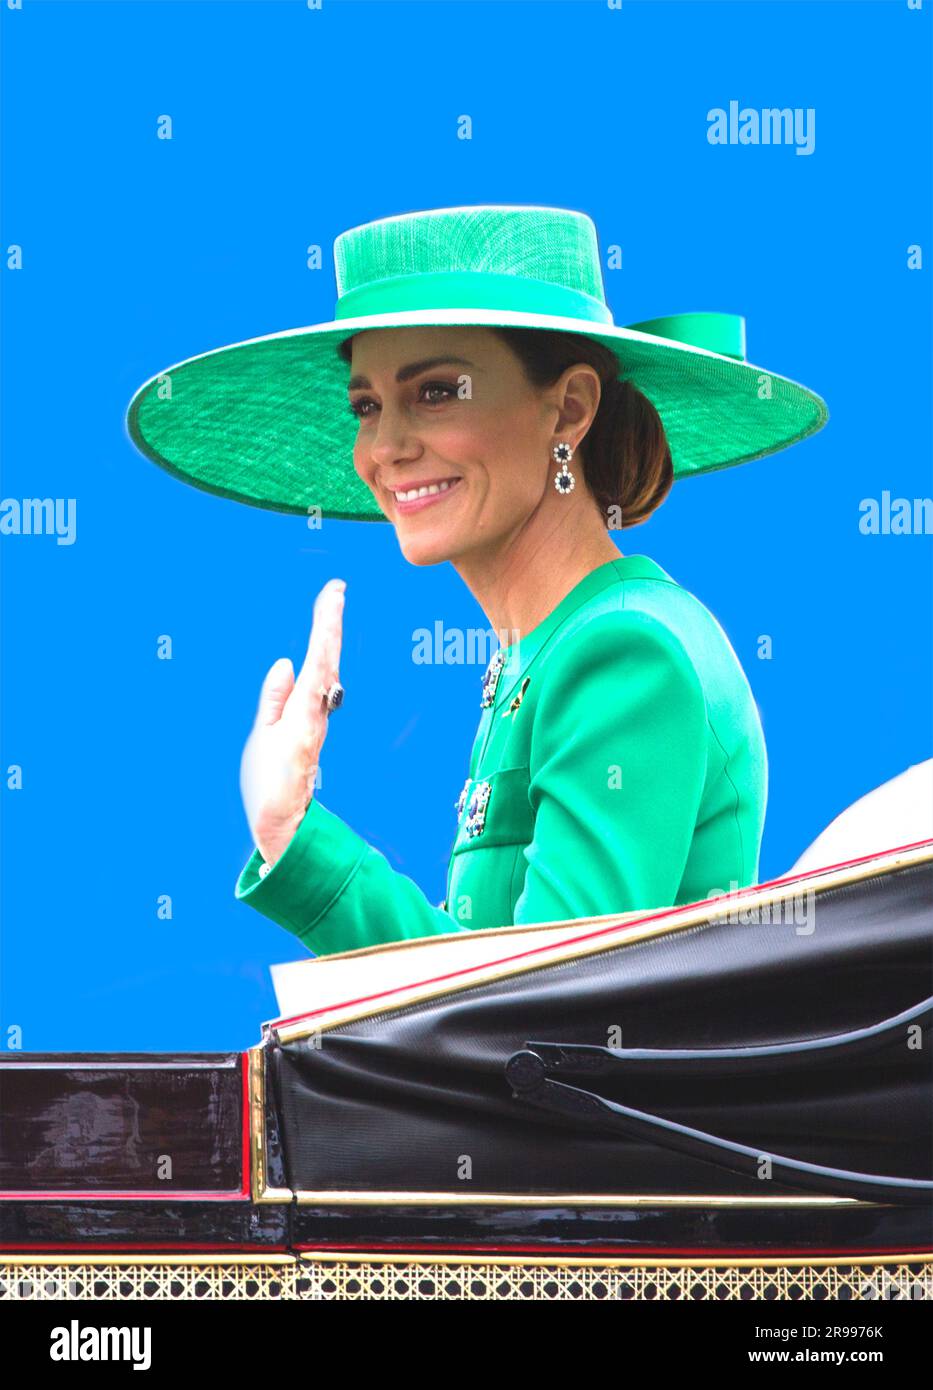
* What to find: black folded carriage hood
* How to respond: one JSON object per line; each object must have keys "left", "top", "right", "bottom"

{"left": 266, "top": 844, "right": 933, "bottom": 1209}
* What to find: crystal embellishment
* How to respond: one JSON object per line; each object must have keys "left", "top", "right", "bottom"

{"left": 455, "top": 776, "right": 471, "bottom": 819}
{"left": 465, "top": 780, "right": 492, "bottom": 838}
{"left": 481, "top": 650, "right": 506, "bottom": 708}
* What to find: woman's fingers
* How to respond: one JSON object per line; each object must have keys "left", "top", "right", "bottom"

{"left": 295, "top": 578, "right": 346, "bottom": 713}
{"left": 256, "top": 657, "right": 295, "bottom": 727}
{"left": 241, "top": 581, "right": 346, "bottom": 861}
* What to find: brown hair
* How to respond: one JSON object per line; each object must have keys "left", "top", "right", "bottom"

{"left": 489, "top": 327, "right": 673, "bottom": 529}
{"left": 337, "top": 326, "right": 673, "bottom": 529}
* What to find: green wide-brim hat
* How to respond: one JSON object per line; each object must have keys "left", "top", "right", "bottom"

{"left": 125, "top": 204, "right": 829, "bottom": 522}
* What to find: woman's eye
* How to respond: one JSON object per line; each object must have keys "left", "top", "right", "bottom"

{"left": 420, "top": 380, "right": 458, "bottom": 405}
{"left": 346, "top": 381, "right": 457, "bottom": 421}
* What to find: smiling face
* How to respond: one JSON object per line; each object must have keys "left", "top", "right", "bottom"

{"left": 345, "top": 326, "right": 588, "bottom": 567}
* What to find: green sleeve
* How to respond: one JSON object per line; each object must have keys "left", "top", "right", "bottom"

{"left": 235, "top": 796, "right": 469, "bottom": 956}
{"left": 512, "top": 610, "right": 710, "bottom": 923}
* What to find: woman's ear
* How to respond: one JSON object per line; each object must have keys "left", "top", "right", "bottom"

{"left": 551, "top": 364, "right": 602, "bottom": 446}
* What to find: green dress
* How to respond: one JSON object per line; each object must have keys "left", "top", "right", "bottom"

{"left": 235, "top": 554, "right": 767, "bottom": 956}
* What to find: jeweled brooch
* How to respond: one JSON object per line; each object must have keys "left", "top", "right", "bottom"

{"left": 502, "top": 676, "right": 531, "bottom": 718}
{"left": 465, "top": 780, "right": 491, "bottom": 838}
{"left": 455, "top": 776, "right": 471, "bottom": 819}
{"left": 480, "top": 650, "right": 506, "bottom": 709}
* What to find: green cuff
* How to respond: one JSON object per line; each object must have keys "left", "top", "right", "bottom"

{"left": 234, "top": 798, "right": 368, "bottom": 947}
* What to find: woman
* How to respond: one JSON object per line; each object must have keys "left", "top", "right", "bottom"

{"left": 125, "top": 204, "right": 828, "bottom": 957}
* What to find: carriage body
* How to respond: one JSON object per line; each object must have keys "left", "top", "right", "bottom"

{"left": 2, "top": 841, "right": 931, "bottom": 1300}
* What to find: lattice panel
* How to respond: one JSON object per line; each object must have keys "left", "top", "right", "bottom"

{"left": 2, "top": 1260, "right": 931, "bottom": 1301}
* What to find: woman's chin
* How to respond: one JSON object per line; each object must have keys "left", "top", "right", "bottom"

{"left": 396, "top": 532, "right": 461, "bottom": 567}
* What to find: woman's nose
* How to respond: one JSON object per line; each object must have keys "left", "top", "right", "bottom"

{"left": 367, "top": 403, "right": 422, "bottom": 466}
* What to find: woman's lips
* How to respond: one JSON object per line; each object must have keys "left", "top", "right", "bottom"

{"left": 391, "top": 477, "right": 463, "bottom": 516}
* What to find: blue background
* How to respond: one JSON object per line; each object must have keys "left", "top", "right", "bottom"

{"left": 1, "top": 0, "right": 930, "bottom": 1051}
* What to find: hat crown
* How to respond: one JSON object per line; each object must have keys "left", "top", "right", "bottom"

{"left": 334, "top": 205, "right": 608, "bottom": 308}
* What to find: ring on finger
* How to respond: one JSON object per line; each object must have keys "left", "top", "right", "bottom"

{"left": 320, "top": 681, "right": 345, "bottom": 714}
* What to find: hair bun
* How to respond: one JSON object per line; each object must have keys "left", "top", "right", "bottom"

{"left": 586, "top": 376, "right": 673, "bottom": 529}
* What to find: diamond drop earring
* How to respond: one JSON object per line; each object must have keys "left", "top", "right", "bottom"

{"left": 552, "top": 440, "right": 576, "bottom": 495}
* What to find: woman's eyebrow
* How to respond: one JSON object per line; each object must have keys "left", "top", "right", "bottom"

{"left": 347, "top": 356, "right": 476, "bottom": 391}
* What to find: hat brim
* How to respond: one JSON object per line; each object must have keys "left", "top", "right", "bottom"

{"left": 125, "top": 306, "right": 829, "bottom": 521}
